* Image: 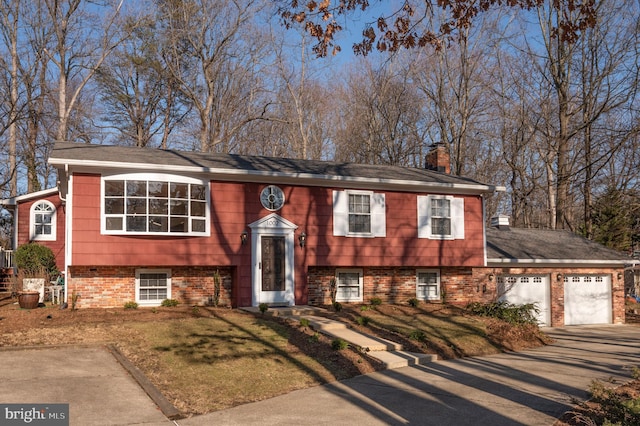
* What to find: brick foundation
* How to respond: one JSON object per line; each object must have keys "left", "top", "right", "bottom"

{"left": 68, "top": 265, "right": 233, "bottom": 308}
{"left": 307, "top": 265, "right": 625, "bottom": 327}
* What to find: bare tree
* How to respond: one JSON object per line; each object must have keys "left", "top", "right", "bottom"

{"left": 0, "top": 0, "right": 20, "bottom": 196}
{"left": 158, "top": 0, "right": 269, "bottom": 153}
{"left": 95, "top": 13, "right": 189, "bottom": 148}
{"left": 333, "top": 57, "right": 425, "bottom": 166}
{"left": 253, "top": 30, "right": 334, "bottom": 160}
{"left": 411, "top": 17, "right": 495, "bottom": 177}
{"left": 44, "top": 0, "right": 128, "bottom": 143}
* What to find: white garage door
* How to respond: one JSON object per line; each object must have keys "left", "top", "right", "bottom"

{"left": 498, "top": 275, "right": 550, "bottom": 326}
{"left": 564, "top": 275, "right": 611, "bottom": 325}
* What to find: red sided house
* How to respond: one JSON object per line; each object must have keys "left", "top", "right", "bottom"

{"left": 0, "top": 141, "right": 631, "bottom": 326}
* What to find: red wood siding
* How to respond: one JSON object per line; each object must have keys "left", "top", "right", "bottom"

{"left": 16, "top": 193, "right": 66, "bottom": 272}
{"left": 69, "top": 175, "right": 486, "bottom": 268}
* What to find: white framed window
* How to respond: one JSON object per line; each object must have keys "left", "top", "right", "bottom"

{"left": 102, "top": 173, "right": 209, "bottom": 236}
{"left": 335, "top": 268, "right": 363, "bottom": 302}
{"left": 333, "top": 190, "right": 386, "bottom": 237}
{"left": 417, "top": 269, "right": 440, "bottom": 301}
{"left": 30, "top": 200, "right": 56, "bottom": 241}
{"left": 136, "top": 269, "right": 171, "bottom": 306}
{"left": 417, "top": 195, "right": 464, "bottom": 239}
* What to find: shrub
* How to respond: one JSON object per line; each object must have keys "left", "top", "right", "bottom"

{"left": 409, "top": 330, "right": 426, "bottom": 341}
{"left": 124, "top": 301, "right": 138, "bottom": 309}
{"left": 467, "top": 301, "right": 539, "bottom": 326}
{"left": 588, "top": 379, "right": 640, "bottom": 425}
{"left": 258, "top": 303, "right": 269, "bottom": 314}
{"left": 309, "top": 332, "right": 320, "bottom": 343}
{"left": 161, "top": 299, "right": 179, "bottom": 307}
{"left": 408, "top": 297, "right": 420, "bottom": 307}
{"left": 331, "top": 338, "right": 348, "bottom": 350}
{"left": 15, "top": 243, "right": 58, "bottom": 278}
{"left": 360, "top": 305, "right": 372, "bottom": 311}
{"left": 370, "top": 297, "right": 382, "bottom": 306}
{"left": 299, "top": 318, "right": 310, "bottom": 328}
{"left": 356, "top": 316, "right": 370, "bottom": 326}
{"left": 332, "top": 301, "right": 342, "bottom": 312}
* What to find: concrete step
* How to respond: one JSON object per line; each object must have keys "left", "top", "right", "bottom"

{"left": 270, "top": 306, "right": 326, "bottom": 317}
{"left": 240, "top": 305, "right": 325, "bottom": 317}
{"left": 305, "top": 315, "right": 349, "bottom": 331}
{"left": 242, "top": 305, "right": 438, "bottom": 369}
{"left": 369, "top": 351, "right": 438, "bottom": 369}
{"left": 322, "top": 327, "right": 403, "bottom": 352}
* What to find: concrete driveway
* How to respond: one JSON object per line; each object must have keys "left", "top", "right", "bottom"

{"left": 0, "top": 325, "right": 638, "bottom": 425}
{"left": 0, "top": 345, "right": 172, "bottom": 425}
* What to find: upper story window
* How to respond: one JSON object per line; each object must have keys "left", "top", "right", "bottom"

{"left": 102, "top": 174, "right": 209, "bottom": 236}
{"left": 30, "top": 200, "right": 56, "bottom": 241}
{"left": 333, "top": 190, "right": 386, "bottom": 237}
{"left": 349, "top": 193, "right": 371, "bottom": 233}
{"left": 417, "top": 195, "right": 464, "bottom": 239}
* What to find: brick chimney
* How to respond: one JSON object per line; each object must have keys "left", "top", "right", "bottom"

{"left": 425, "top": 142, "right": 451, "bottom": 174}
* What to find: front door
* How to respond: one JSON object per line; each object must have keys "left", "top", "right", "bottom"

{"left": 262, "top": 236, "right": 285, "bottom": 293}
{"left": 249, "top": 213, "right": 297, "bottom": 307}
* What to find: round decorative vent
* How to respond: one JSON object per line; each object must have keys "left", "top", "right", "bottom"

{"left": 260, "top": 185, "right": 285, "bottom": 211}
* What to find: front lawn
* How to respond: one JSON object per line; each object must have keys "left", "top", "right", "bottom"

{"left": 0, "top": 296, "right": 551, "bottom": 417}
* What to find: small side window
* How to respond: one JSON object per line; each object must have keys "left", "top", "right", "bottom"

{"left": 30, "top": 200, "right": 56, "bottom": 241}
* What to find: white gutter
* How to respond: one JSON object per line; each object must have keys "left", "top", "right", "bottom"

{"left": 487, "top": 258, "right": 631, "bottom": 266}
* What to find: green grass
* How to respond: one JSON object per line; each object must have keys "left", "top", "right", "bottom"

{"left": 119, "top": 311, "right": 359, "bottom": 414}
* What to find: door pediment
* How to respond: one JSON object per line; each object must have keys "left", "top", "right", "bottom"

{"left": 249, "top": 213, "right": 298, "bottom": 231}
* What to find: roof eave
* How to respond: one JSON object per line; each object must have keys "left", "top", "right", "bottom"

{"left": 0, "top": 187, "right": 59, "bottom": 206}
{"left": 48, "top": 158, "right": 504, "bottom": 194}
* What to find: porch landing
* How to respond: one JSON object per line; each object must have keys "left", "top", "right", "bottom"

{"left": 241, "top": 305, "right": 437, "bottom": 369}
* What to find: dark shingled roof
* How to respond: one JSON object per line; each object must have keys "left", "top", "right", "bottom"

{"left": 49, "top": 141, "right": 495, "bottom": 189}
{"left": 486, "top": 227, "right": 630, "bottom": 264}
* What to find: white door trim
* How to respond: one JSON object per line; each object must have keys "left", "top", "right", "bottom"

{"left": 249, "top": 213, "right": 298, "bottom": 307}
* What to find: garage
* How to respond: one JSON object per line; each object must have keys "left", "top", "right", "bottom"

{"left": 564, "top": 275, "right": 612, "bottom": 325}
{"left": 498, "top": 275, "right": 551, "bottom": 326}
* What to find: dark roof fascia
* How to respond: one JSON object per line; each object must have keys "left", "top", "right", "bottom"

{"left": 48, "top": 142, "right": 505, "bottom": 195}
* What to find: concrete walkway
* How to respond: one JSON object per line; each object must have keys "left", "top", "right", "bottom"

{"left": 302, "top": 314, "right": 438, "bottom": 369}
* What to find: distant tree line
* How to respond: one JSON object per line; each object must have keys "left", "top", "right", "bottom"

{"left": 0, "top": 0, "right": 638, "bottom": 252}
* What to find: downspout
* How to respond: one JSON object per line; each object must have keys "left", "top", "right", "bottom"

{"left": 62, "top": 163, "right": 70, "bottom": 304}
{"left": 482, "top": 194, "right": 487, "bottom": 267}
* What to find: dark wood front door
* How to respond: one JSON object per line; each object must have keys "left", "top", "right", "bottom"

{"left": 261, "top": 236, "right": 285, "bottom": 292}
